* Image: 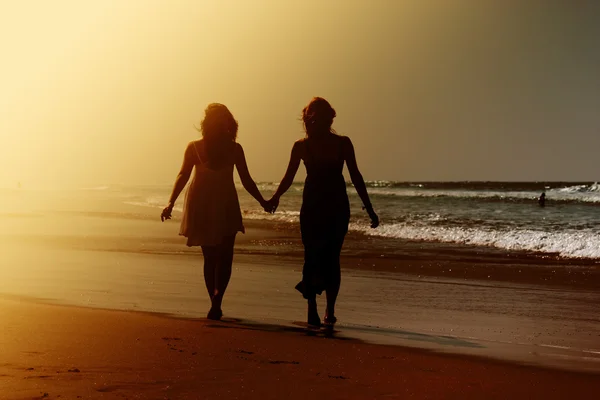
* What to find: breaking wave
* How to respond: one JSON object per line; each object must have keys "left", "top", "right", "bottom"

{"left": 352, "top": 222, "right": 600, "bottom": 260}
{"left": 363, "top": 182, "right": 600, "bottom": 204}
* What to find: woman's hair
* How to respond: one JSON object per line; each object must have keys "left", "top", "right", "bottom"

{"left": 302, "top": 97, "right": 336, "bottom": 138}
{"left": 197, "top": 103, "right": 238, "bottom": 167}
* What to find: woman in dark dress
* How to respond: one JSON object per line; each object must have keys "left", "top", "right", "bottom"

{"left": 269, "top": 97, "right": 379, "bottom": 328}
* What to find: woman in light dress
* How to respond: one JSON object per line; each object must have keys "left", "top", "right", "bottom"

{"left": 161, "top": 103, "right": 268, "bottom": 320}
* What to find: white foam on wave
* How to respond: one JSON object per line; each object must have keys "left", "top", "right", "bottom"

{"left": 252, "top": 182, "right": 304, "bottom": 193}
{"left": 122, "top": 190, "right": 600, "bottom": 260}
{"left": 124, "top": 197, "right": 299, "bottom": 223}
{"left": 352, "top": 222, "right": 600, "bottom": 259}
{"left": 553, "top": 182, "right": 600, "bottom": 193}
{"left": 369, "top": 188, "right": 539, "bottom": 200}
{"left": 244, "top": 210, "right": 300, "bottom": 223}
{"left": 368, "top": 186, "right": 600, "bottom": 203}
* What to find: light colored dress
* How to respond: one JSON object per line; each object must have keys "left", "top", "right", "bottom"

{"left": 179, "top": 140, "right": 245, "bottom": 247}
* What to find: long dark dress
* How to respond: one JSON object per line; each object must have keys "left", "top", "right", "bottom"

{"left": 295, "top": 137, "right": 351, "bottom": 299}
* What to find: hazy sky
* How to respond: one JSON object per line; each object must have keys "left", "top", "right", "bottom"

{"left": 1, "top": 1, "right": 599, "bottom": 188}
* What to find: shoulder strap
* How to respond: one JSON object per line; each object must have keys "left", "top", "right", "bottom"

{"left": 192, "top": 141, "right": 203, "bottom": 164}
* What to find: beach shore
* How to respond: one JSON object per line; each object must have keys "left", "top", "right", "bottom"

{"left": 236, "top": 220, "right": 600, "bottom": 291}
{"left": 2, "top": 206, "right": 599, "bottom": 398}
{"left": 1, "top": 296, "right": 599, "bottom": 400}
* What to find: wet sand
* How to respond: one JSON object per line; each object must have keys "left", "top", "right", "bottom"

{"left": 13, "top": 214, "right": 596, "bottom": 290}
{"left": 235, "top": 220, "right": 600, "bottom": 290}
{"left": 1, "top": 297, "right": 599, "bottom": 400}
{"left": 1, "top": 210, "right": 600, "bottom": 398}
{"left": 2, "top": 214, "right": 600, "bottom": 344}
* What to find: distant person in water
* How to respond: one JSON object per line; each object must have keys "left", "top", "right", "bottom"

{"left": 539, "top": 192, "right": 546, "bottom": 207}
{"left": 268, "top": 97, "right": 379, "bottom": 329}
{"left": 161, "top": 103, "right": 269, "bottom": 320}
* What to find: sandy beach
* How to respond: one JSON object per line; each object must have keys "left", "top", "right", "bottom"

{"left": 1, "top": 296, "right": 599, "bottom": 400}
{"left": 1, "top": 196, "right": 599, "bottom": 398}
{"left": 3, "top": 0, "right": 600, "bottom": 397}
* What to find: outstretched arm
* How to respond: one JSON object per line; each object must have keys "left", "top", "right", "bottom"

{"left": 235, "top": 144, "right": 268, "bottom": 209}
{"left": 272, "top": 141, "right": 302, "bottom": 201}
{"left": 343, "top": 137, "right": 379, "bottom": 228}
{"left": 162, "top": 143, "right": 194, "bottom": 221}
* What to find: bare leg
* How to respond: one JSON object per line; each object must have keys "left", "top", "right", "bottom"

{"left": 325, "top": 276, "right": 340, "bottom": 323}
{"left": 307, "top": 296, "right": 320, "bottom": 327}
{"left": 201, "top": 245, "right": 218, "bottom": 300}
{"left": 211, "top": 234, "right": 235, "bottom": 314}
{"left": 325, "top": 234, "right": 345, "bottom": 324}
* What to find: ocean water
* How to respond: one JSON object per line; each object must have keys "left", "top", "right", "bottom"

{"left": 117, "top": 181, "right": 600, "bottom": 260}
{"left": 2, "top": 183, "right": 599, "bottom": 372}
{"left": 2, "top": 181, "right": 599, "bottom": 260}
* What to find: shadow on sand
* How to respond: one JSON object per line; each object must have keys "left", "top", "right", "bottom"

{"left": 205, "top": 317, "right": 483, "bottom": 349}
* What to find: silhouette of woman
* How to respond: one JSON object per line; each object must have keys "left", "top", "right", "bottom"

{"left": 269, "top": 97, "right": 379, "bottom": 328}
{"left": 162, "top": 103, "right": 268, "bottom": 320}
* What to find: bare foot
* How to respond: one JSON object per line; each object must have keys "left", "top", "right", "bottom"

{"left": 307, "top": 302, "right": 321, "bottom": 328}
{"left": 207, "top": 308, "right": 222, "bottom": 320}
{"left": 324, "top": 312, "right": 337, "bottom": 326}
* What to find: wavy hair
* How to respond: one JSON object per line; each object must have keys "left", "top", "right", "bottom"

{"left": 197, "top": 103, "right": 238, "bottom": 167}
{"left": 302, "top": 97, "right": 336, "bottom": 138}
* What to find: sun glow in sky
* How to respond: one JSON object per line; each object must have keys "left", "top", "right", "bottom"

{"left": 1, "top": 1, "right": 599, "bottom": 189}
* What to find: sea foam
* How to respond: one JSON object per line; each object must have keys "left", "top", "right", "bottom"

{"left": 352, "top": 222, "right": 600, "bottom": 260}
{"left": 367, "top": 185, "right": 600, "bottom": 204}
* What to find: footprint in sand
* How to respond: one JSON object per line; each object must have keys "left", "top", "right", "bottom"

{"left": 328, "top": 375, "right": 348, "bottom": 380}
{"left": 95, "top": 385, "right": 120, "bottom": 393}
{"left": 268, "top": 360, "right": 300, "bottom": 365}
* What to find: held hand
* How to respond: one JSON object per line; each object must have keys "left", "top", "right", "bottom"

{"left": 267, "top": 196, "right": 280, "bottom": 214}
{"left": 364, "top": 206, "right": 379, "bottom": 229}
{"left": 260, "top": 198, "right": 273, "bottom": 214}
{"left": 161, "top": 204, "right": 173, "bottom": 222}
{"left": 369, "top": 212, "right": 380, "bottom": 229}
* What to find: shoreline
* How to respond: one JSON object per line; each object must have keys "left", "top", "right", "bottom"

{"left": 7, "top": 291, "right": 599, "bottom": 374}
{"left": 10, "top": 214, "right": 598, "bottom": 290}
{"left": 2, "top": 247, "right": 599, "bottom": 375}
{"left": 1, "top": 296, "right": 599, "bottom": 399}
{"left": 213, "top": 220, "right": 600, "bottom": 290}
{"left": 7, "top": 215, "right": 597, "bottom": 290}
{"left": 242, "top": 219, "right": 600, "bottom": 264}
{"left": 2, "top": 210, "right": 599, "bottom": 387}
{"left": 4, "top": 293, "right": 600, "bottom": 376}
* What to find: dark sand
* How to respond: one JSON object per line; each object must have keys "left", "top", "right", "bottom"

{"left": 1, "top": 297, "right": 599, "bottom": 400}
{"left": 209, "top": 220, "right": 600, "bottom": 291}
{"left": 2, "top": 212, "right": 599, "bottom": 398}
